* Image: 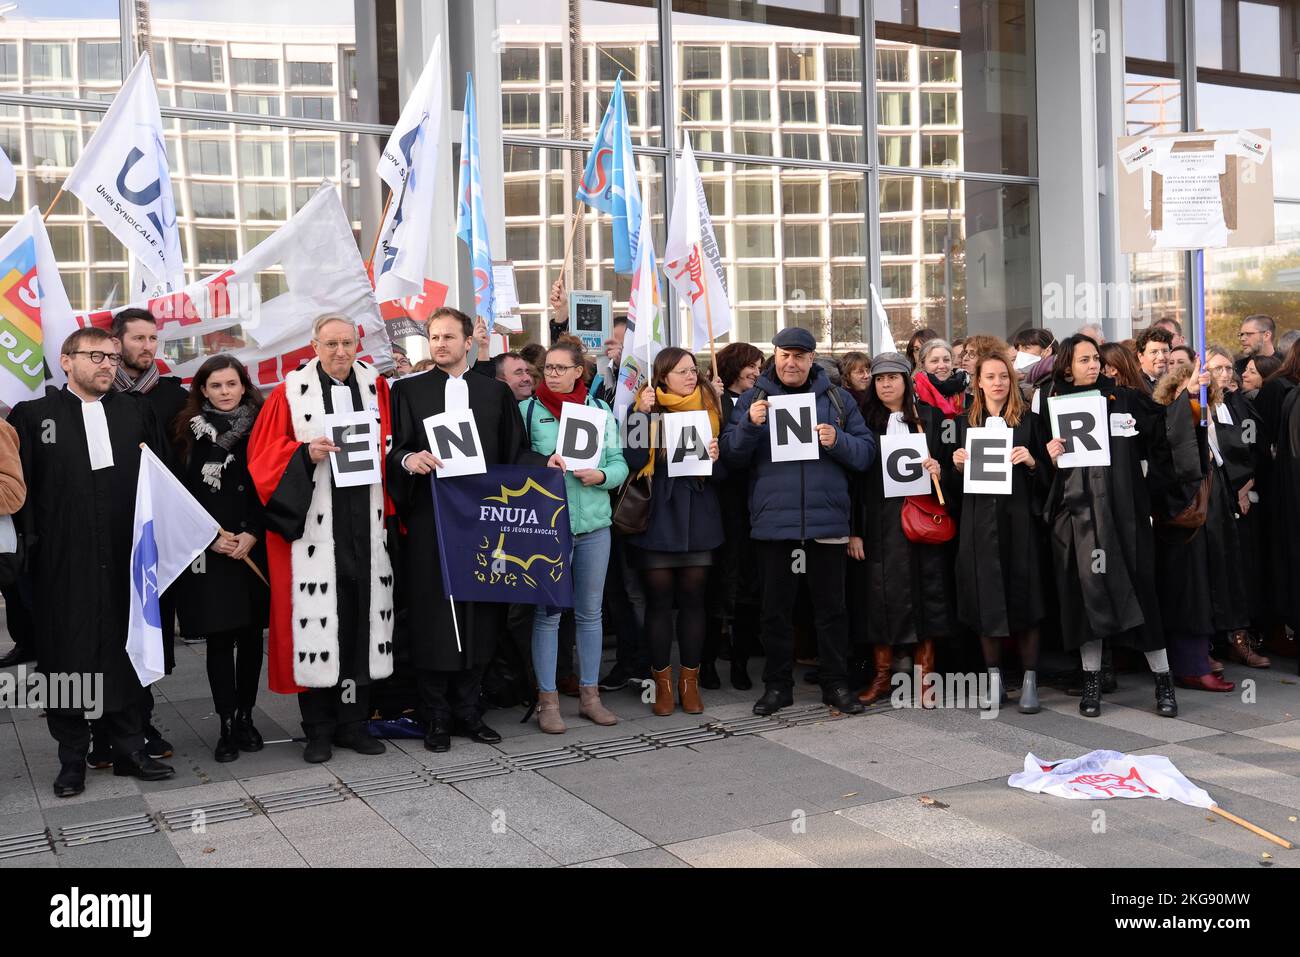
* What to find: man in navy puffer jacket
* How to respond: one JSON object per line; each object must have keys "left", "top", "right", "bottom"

{"left": 720, "top": 328, "right": 876, "bottom": 717}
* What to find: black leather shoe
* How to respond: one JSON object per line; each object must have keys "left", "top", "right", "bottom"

{"left": 1154, "top": 672, "right": 1178, "bottom": 717}
{"left": 752, "top": 687, "right": 793, "bottom": 716}
{"left": 303, "top": 738, "right": 332, "bottom": 763}
{"left": 214, "top": 716, "right": 239, "bottom": 763}
{"left": 113, "top": 750, "right": 175, "bottom": 781}
{"left": 822, "top": 686, "right": 864, "bottom": 715}
{"left": 85, "top": 747, "right": 114, "bottom": 769}
{"left": 1078, "top": 670, "right": 1101, "bottom": 718}
{"left": 144, "top": 724, "right": 173, "bottom": 759}
{"left": 452, "top": 718, "right": 502, "bottom": 744}
{"left": 54, "top": 762, "right": 85, "bottom": 798}
{"left": 698, "top": 660, "right": 721, "bottom": 690}
{"left": 233, "top": 710, "right": 264, "bottom": 752}
{"left": 730, "top": 658, "right": 753, "bottom": 691}
{"left": 0, "top": 645, "right": 34, "bottom": 668}
{"left": 424, "top": 721, "right": 452, "bottom": 753}
{"left": 332, "top": 728, "right": 386, "bottom": 755}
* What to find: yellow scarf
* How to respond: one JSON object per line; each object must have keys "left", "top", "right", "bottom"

{"left": 637, "top": 386, "right": 722, "bottom": 479}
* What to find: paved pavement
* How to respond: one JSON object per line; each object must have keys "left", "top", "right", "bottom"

{"left": 3, "top": 634, "right": 1299, "bottom": 868}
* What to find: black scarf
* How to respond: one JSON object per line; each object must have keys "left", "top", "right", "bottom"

{"left": 189, "top": 403, "right": 257, "bottom": 490}
{"left": 925, "top": 369, "right": 969, "bottom": 397}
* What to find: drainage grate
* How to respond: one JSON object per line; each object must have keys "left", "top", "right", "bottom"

{"left": 428, "top": 758, "right": 512, "bottom": 784}
{"left": 777, "top": 704, "right": 845, "bottom": 726}
{"left": 158, "top": 799, "right": 256, "bottom": 831}
{"left": 343, "top": 770, "right": 432, "bottom": 799}
{"left": 254, "top": 783, "right": 346, "bottom": 815}
{"left": 572, "top": 735, "right": 658, "bottom": 759}
{"left": 0, "top": 829, "right": 53, "bottom": 860}
{"left": 644, "top": 726, "right": 727, "bottom": 748}
{"left": 711, "top": 715, "right": 784, "bottom": 736}
{"left": 57, "top": 813, "right": 158, "bottom": 848}
{"left": 503, "top": 746, "right": 587, "bottom": 772}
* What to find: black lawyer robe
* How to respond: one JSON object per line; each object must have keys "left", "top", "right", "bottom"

{"left": 1274, "top": 386, "right": 1300, "bottom": 632}
{"left": 386, "top": 368, "right": 546, "bottom": 672}
{"left": 8, "top": 388, "right": 170, "bottom": 713}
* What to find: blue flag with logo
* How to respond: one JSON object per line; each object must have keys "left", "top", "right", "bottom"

{"left": 575, "top": 73, "right": 641, "bottom": 275}
{"left": 455, "top": 74, "right": 495, "bottom": 321}
{"left": 430, "top": 465, "right": 573, "bottom": 607}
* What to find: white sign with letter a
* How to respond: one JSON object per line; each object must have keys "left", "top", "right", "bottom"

{"left": 423, "top": 408, "right": 487, "bottom": 478}
{"left": 557, "top": 402, "right": 607, "bottom": 471}
{"left": 664, "top": 410, "right": 713, "bottom": 478}
{"left": 880, "top": 433, "right": 932, "bottom": 498}
{"left": 766, "top": 393, "right": 819, "bottom": 463}
{"left": 324, "top": 411, "right": 382, "bottom": 487}
{"left": 963, "top": 427, "right": 1013, "bottom": 495}
{"left": 1048, "top": 394, "right": 1111, "bottom": 469}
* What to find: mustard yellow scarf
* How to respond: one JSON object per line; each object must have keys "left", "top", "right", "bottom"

{"left": 636, "top": 386, "right": 722, "bottom": 479}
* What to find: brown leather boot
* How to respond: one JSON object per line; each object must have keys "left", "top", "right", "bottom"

{"left": 857, "top": 645, "right": 894, "bottom": 705}
{"left": 651, "top": 666, "right": 675, "bottom": 716}
{"left": 914, "top": 639, "right": 936, "bottom": 709}
{"left": 679, "top": 666, "right": 704, "bottom": 715}
{"left": 1227, "top": 631, "right": 1271, "bottom": 669}
{"left": 578, "top": 685, "right": 619, "bottom": 725}
{"left": 536, "top": 691, "right": 566, "bottom": 734}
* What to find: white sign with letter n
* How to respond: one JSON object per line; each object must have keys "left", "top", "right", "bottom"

{"left": 767, "top": 393, "right": 819, "bottom": 463}
{"left": 424, "top": 408, "right": 487, "bottom": 478}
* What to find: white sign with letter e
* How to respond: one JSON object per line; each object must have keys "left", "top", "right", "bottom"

{"left": 1048, "top": 394, "right": 1111, "bottom": 469}
{"left": 423, "top": 408, "right": 487, "bottom": 478}
{"left": 324, "top": 411, "right": 382, "bottom": 487}
{"left": 664, "top": 410, "right": 713, "bottom": 477}
{"left": 557, "top": 402, "right": 607, "bottom": 471}
{"left": 963, "top": 427, "right": 1013, "bottom": 495}
{"left": 767, "top": 393, "right": 819, "bottom": 463}
{"left": 880, "top": 433, "right": 932, "bottom": 498}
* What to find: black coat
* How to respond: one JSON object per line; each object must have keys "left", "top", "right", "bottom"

{"left": 950, "top": 410, "right": 1051, "bottom": 637}
{"left": 1276, "top": 386, "right": 1300, "bottom": 631}
{"left": 8, "top": 388, "right": 169, "bottom": 712}
{"left": 850, "top": 402, "right": 955, "bottom": 646}
{"left": 387, "top": 368, "right": 546, "bottom": 671}
{"left": 174, "top": 425, "right": 269, "bottom": 637}
{"left": 622, "top": 410, "right": 725, "bottom": 554}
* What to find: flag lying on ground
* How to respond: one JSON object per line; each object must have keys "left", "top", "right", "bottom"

{"left": 576, "top": 74, "right": 641, "bottom": 275}
{"left": 1008, "top": 750, "right": 1214, "bottom": 808}
{"left": 0, "top": 145, "right": 14, "bottom": 202}
{"left": 64, "top": 53, "right": 182, "bottom": 290}
{"left": 430, "top": 465, "right": 573, "bottom": 608}
{"left": 456, "top": 75, "right": 494, "bottom": 322}
{"left": 127, "top": 446, "right": 220, "bottom": 686}
{"left": 662, "top": 138, "right": 731, "bottom": 350}
{"left": 375, "top": 35, "right": 444, "bottom": 304}
{"left": 0, "top": 207, "right": 77, "bottom": 404}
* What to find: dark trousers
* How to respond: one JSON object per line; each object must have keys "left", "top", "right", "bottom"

{"left": 298, "top": 683, "right": 370, "bottom": 741}
{"left": 757, "top": 540, "right": 850, "bottom": 692}
{"left": 1, "top": 577, "right": 34, "bottom": 654}
{"left": 48, "top": 707, "right": 144, "bottom": 767}
{"left": 206, "top": 625, "right": 264, "bottom": 716}
{"left": 607, "top": 534, "right": 650, "bottom": 675}
{"left": 417, "top": 665, "right": 485, "bottom": 725}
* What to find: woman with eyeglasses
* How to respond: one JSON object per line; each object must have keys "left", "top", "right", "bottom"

{"left": 520, "top": 341, "right": 629, "bottom": 734}
{"left": 623, "top": 348, "right": 725, "bottom": 716}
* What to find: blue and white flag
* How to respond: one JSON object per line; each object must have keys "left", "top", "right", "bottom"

{"left": 576, "top": 74, "right": 641, "bottom": 275}
{"left": 455, "top": 75, "right": 494, "bottom": 322}
{"left": 127, "top": 445, "right": 220, "bottom": 686}
{"left": 375, "top": 35, "right": 444, "bottom": 304}
{"left": 64, "top": 53, "right": 183, "bottom": 290}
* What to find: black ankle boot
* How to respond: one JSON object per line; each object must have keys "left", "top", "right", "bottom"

{"left": 730, "top": 657, "right": 752, "bottom": 690}
{"left": 215, "top": 715, "right": 239, "bottom": 763}
{"left": 233, "top": 709, "right": 264, "bottom": 752}
{"left": 698, "top": 659, "right": 721, "bottom": 690}
{"left": 1078, "top": 670, "right": 1101, "bottom": 718}
{"left": 1154, "top": 672, "right": 1178, "bottom": 717}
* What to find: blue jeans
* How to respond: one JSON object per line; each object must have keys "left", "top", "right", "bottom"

{"left": 533, "top": 527, "right": 611, "bottom": 693}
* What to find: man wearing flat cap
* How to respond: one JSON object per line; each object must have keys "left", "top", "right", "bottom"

{"left": 720, "top": 327, "right": 876, "bottom": 716}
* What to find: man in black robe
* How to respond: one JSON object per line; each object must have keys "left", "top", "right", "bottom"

{"left": 387, "top": 307, "right": 544, "bottom": 752}
{"left": 9, "top": 328, "right": 175, "bottom": 797}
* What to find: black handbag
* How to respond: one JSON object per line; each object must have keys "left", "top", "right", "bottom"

{"left": 612, "top": 473, "right": 652, "bottom": 535}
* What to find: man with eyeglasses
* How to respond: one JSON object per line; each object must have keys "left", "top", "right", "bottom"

{"left": 247, "top": 313, "right": 396, "bottom": 764}
{"left": 1136, "top": 327, "right": 1173, "bottom": 391}
{"left": 387, "top": 307, "right": 546, "bottom": 752}
{"left": 1235, "top": 314, "right": 1276, "bottom": 377}
{"left": 8, "top": 328, "right": 175, "bottom": 796}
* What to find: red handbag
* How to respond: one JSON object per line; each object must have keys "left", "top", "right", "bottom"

{"left": 901, "top": 494, "right": 956, "bottom": 545}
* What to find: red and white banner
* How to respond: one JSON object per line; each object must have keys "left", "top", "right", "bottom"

{"left": 71, "top": 184, "right": 393, "bottom": 389}
{"left": 1008, "top": 750, "right": 1214, "bottom": 808}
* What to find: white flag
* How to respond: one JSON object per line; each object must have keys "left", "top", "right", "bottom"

{"left": 614, "top": 175, "right": 665, "bottom": 420}
{"left": 127, "top": 446, "right": 220, "bottom": 686}
{"left": 0, "top": 207, "right": 78, "bottom": 405}
{"left": 374, "top": 35, "right": 444, "bottom": 304}
{"left": 1008, "top": 750, "right": 1214, "bottom": 809}
{"left": 870, "top": 282, "right": 897, "bottom": 356}
{"left": 65, "top": 53, "right": 183, "bottom": 290}
{"left": 0, "top": 145, "right": 14, "bottom": 202}
{"left": 662, "top": 138, "right": 731, "bottom": 349}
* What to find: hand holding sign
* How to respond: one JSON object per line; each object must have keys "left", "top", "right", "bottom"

{"left": 308, "top": 435, "right": 341, "bottom": 464}
{"left": 767, "top": 393, "right": 819, "bottom": 463}
{"left": 423, "top": 409, "right": 487, "bottom": 478}
{"left": 322, "top": 411, "right": 382, "bottom": 487}
{"left": 556, "top": 403, "right": 608, "bottom": 471}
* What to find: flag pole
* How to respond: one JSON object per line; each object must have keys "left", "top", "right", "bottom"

{"left": 1209, "top": 805, "right": 1294, "bottom": 849}
{"left": 1195, "top": 248, "right": 1208, "bottom": 426}
{"left": 448, "top": 595, "right": 463, "bottom": 653}
{"left": 42, "top": 187, "right": 65, "bottom": 222}
{"left": 695, "top": 241, "right": 716, "bottom": 377}
{"left": 216, "top": 527, "right": 270, "bottom": 587}
{"left": 911, "top": 402, "right": 946, "bottom": 506}
{"left": 364, "top": 191, "right": 394, "bottom": 272}
{"left": 559, "top": 215, "right": 582, "bottom": 285}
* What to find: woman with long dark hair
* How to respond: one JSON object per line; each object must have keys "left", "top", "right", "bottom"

{"left": 1100, "top": 341, "right": 1148, "bottom": 393}
{"left": 625, "top": 347, "right": 724, "bottom": 715}
{"left": 172, "top": 355, "right": 269, "bottom": 762}
{"left": 950, "top": 352, "right": 1052, "bottom": 711}
{"left": 1041, "top": 335, "right": 1188, "bottom": 718}
{"left": 848, "top": 352, "right": 954, "bottom": 705}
